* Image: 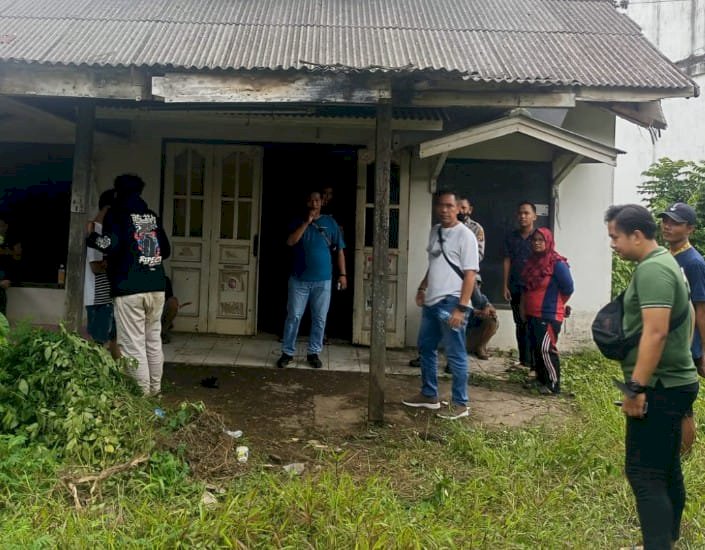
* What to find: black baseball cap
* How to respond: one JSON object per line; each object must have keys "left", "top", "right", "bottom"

{"left": 658, "top": 202, "right": 697, "bottom": 225}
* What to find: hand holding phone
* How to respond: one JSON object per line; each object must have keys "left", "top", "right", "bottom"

{"left": 614, "top": 400, "right": 649, "bottom": 415}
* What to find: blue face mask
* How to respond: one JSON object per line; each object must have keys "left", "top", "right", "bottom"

{"left": 457, "top": 212, "right": 469, "bottom": 223}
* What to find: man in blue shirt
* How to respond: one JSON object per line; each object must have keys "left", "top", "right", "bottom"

{"left": 276, "top": 190, "right": 346, "bottom": 369}
{"left": 659, "top": 202, "right": 705, "bottom": 454}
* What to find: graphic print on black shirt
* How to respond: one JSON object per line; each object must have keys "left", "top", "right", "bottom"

{"left": 131, "top": 213, "right": 162, "bottom": 267}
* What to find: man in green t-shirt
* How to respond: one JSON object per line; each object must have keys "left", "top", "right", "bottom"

{"left": 605, "top": 204, "right": 699, "bottom": 550}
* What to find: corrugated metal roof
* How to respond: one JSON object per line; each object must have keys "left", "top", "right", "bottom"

{"left": 0, "top": 0, "right": 693, "bottom": 91}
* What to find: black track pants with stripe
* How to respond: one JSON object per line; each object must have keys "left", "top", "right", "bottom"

{"left": 527, "top": 317, "right": 562, "bottom": 393}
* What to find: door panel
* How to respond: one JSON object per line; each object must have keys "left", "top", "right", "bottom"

{"left": 164, "top": 143, "right": 262, "bottom": 335}
{"left": 208, "top": 146, "right": 262, "bottom": 334}
{"left": 164, "top": 144, "right": 212, "bottom": 333}
{"left": 352, "top": 149, "right": 410, "bottom": 347}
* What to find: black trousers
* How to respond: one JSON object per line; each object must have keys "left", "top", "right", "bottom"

{"left": 510, "top": 291, "right": 532, "bottom": 366}
{"left": 625, "top": 381, "right": 699, "bottom": 550}
{"left": 0, "top": 287, "right": 6, "bottom": 315}
{"left": 527, "top": 317, "right": 561, "bottom": 392}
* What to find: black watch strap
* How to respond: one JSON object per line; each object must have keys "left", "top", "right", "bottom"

{"left": 456, "top": 304, "right": 470, "bottom": 313}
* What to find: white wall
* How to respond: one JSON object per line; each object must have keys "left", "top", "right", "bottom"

{"left": 615, "top": 1, "right": 705, "bottom": 204}
{"left": 6, "top": 287, "right": 65, "bottom": 326}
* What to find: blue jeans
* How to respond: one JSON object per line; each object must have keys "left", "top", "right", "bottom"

{"left": 281, "top": 277, "right": 331, "bottom": 356}
{"left": 417, "top": 296, "right": 470, "bottom": 406}
{"left": 86, "top": 303, "right": 116, "bottom": 344}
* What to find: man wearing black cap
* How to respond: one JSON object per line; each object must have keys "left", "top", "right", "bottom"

{"left": 659, "top": 201, "right": 705, "bottom": 453}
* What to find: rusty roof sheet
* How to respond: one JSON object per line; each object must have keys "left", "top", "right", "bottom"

{"left": 0, "top": 0, "right": 693, "bottom": 91}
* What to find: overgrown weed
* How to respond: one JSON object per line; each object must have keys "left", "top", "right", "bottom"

{"left": 1, "top": 349, "right": 704, "bottom": 548}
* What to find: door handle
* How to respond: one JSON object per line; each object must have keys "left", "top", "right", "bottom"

{"left": 253, "top": 234, "right": 259, "bottom": 257}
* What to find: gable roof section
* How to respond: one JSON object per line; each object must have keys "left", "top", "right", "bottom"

{"left": 418, "top": 111, "right": 624, "bottom": 166}
{"left": 0, "top": 0, "right": 694, "bottom": 93}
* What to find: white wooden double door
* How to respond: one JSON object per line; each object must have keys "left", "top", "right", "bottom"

{"left": 163, "top": 143, "right": 262, "bottom": 335}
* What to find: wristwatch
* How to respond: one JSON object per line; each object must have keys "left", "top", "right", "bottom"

{"left": 627, "top": 379, "right": 647, "bottom": 394}
{"left": 456, "top": 304, "right": 470, "bottom": 313}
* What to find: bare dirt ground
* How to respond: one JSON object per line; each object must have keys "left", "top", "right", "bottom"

{"left": 160, "top": 363, "right": 570, "bottom": 479}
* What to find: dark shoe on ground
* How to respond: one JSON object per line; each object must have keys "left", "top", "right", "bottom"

{"left": 409, "top": 356, "right": 421, "bottom": 368}
{"left": 402, "top": 393, "right": 440, "bottom": 410}
{"left": 437, "top": 402, "right": 470, "bottom": 420}
{"left": 276, "top": 353, "right": 293, "bottom": 368}
{"left": 200, "top": 376, "right": 219, "bottom": 389}
{"left": 537, "top": 384, "right": 559, "bottom": 396}
{"left": 307, "top": 354, "right": 323, "bottom": 369}
{"left": 474, "top": 349, "right": 490, "bottom": 360}
{"left": 522, "top": 379, "right": 541, "bottom": 390}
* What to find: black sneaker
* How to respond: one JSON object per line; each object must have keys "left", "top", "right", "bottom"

{"left": 307, "top": 354, "right": 323, "bottom": 369}
{"left": 276, "top": 353, "right": 293, "bottom": 368}
{"left": 409, "top": 356, "right": 421, "bottom": 368}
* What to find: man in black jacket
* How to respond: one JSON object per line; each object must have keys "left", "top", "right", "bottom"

{"left": 87, "top": 174, "right": 171, "bottom": 395}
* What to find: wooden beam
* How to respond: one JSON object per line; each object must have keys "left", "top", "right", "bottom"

{"left": 64, "top": 102, "right": 95, "bottom": 332}
{"left": 0, "top": 64, "right": 148, "bottom": 100}
{"left": 369, "top": 98, "right": 392, "bottom": 425}
{"left": 152, "top": 73, "right": 392, "bottom": 104}
{"left": 552, "top": 153, "right": 583, "bottom": 186}
{"left": 407, "top": 91, "right": 575, "bottom": 108}
{"left": 576, "top": 88, "right": 695, "bottom": 102}
{"left": 429, "top": 152, "right": 448, "bottom": 193}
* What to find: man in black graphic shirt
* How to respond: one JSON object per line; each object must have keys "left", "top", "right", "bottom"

{"left": 87, "top": 174, "right": 171, "bottom": 396}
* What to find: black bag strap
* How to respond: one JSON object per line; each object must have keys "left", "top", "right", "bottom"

{"left": 620, "top": 290, "right": 690, "bottom": 349}
{"left": 311, "top": 221, "right": 334, "bottom": 251}
{"left": 437, "top": 225, "right": 464, "bottom": 280}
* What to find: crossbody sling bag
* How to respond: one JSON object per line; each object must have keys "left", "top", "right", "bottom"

{"left": 438, "top": 225, "right": 465, "bottom": 280}
{"left": 437, "top": 226, "right": 492, "bottom": 315}
{"left": 592, "top": 279, "right": 690, "bottom": 362}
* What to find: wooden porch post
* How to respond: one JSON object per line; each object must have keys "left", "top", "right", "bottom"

{"left": 64, "top": 101, "right": 95, "bottom": 332}
{"left": 369, "top": 98, "right": 392, "bottom": 424}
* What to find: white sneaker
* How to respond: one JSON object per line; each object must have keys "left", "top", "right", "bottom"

{"left": 437, "top": 403, "right": 469, "bottom": 420}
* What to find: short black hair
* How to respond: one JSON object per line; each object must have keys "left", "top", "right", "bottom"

{"left": 98, "top": 189, "right": 116, "bottom": 210}
{"left": 435, "top": 189, "right": 459, "bottom": 202}
{"left": 604, "top": 204, "right": 657, "bottom": 239}
{"left": 517, "top": 200, "right": 537, "bottom": 213}
{"left": 114, "top": 173, "right": 145, "bottom": 196}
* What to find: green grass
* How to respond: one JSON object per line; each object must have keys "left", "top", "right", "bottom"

{"left": 1, "top": 351, "right": 704, "bottom": 548}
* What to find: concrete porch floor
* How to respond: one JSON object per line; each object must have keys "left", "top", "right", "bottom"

{"left": 163, "top": 332, "right": 511, "bottom": 378}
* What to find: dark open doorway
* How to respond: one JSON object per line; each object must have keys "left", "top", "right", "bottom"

{"left": 257, "top": 144, "right": 358, "bottom": 341}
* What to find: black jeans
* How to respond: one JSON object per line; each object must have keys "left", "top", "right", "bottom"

{"left": 510, "top": 291, "right": 532, "bottom": 366}
{"left": 625, "top": 380, "right": 699, "bottom": 549}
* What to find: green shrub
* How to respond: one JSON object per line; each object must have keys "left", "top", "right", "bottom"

{"left": 0, "top": 325, "right": 155, "bottom": 466}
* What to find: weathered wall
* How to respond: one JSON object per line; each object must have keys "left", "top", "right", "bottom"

{"left": 615, "top": 0, "right": 705, "bottom": 204}
{"left": 3, "top": 104, "right": 616, "bottom": 351}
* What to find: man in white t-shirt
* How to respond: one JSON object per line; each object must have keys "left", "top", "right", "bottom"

{"left": 403, "top": 190, "right": 479, "bottom": 419}
{"left": 84, "top": 189, "right": 118, "bottom": 356}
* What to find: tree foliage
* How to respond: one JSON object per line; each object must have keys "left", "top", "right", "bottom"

{"left": 610, "top": 157, "right": 705, "bottom": 297}
{"left": 638, "top": 157, "right": 705, "bottom": 251}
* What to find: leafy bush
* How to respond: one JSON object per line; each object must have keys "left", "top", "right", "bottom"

{"left": 0, "top": 325, "right": 155, "bottom": 465}
{"left": 0, "top": 312, "right": 8, "bottom": 345}
{"left": 611, "top": 252, "right": 635, "bottom": 298}
{"left": 639, "top": 158, "right": 705, "bottom": 251}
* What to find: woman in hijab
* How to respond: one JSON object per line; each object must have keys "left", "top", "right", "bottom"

{"left": 520, "top": 227, "right": 574, "bottom": 395}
